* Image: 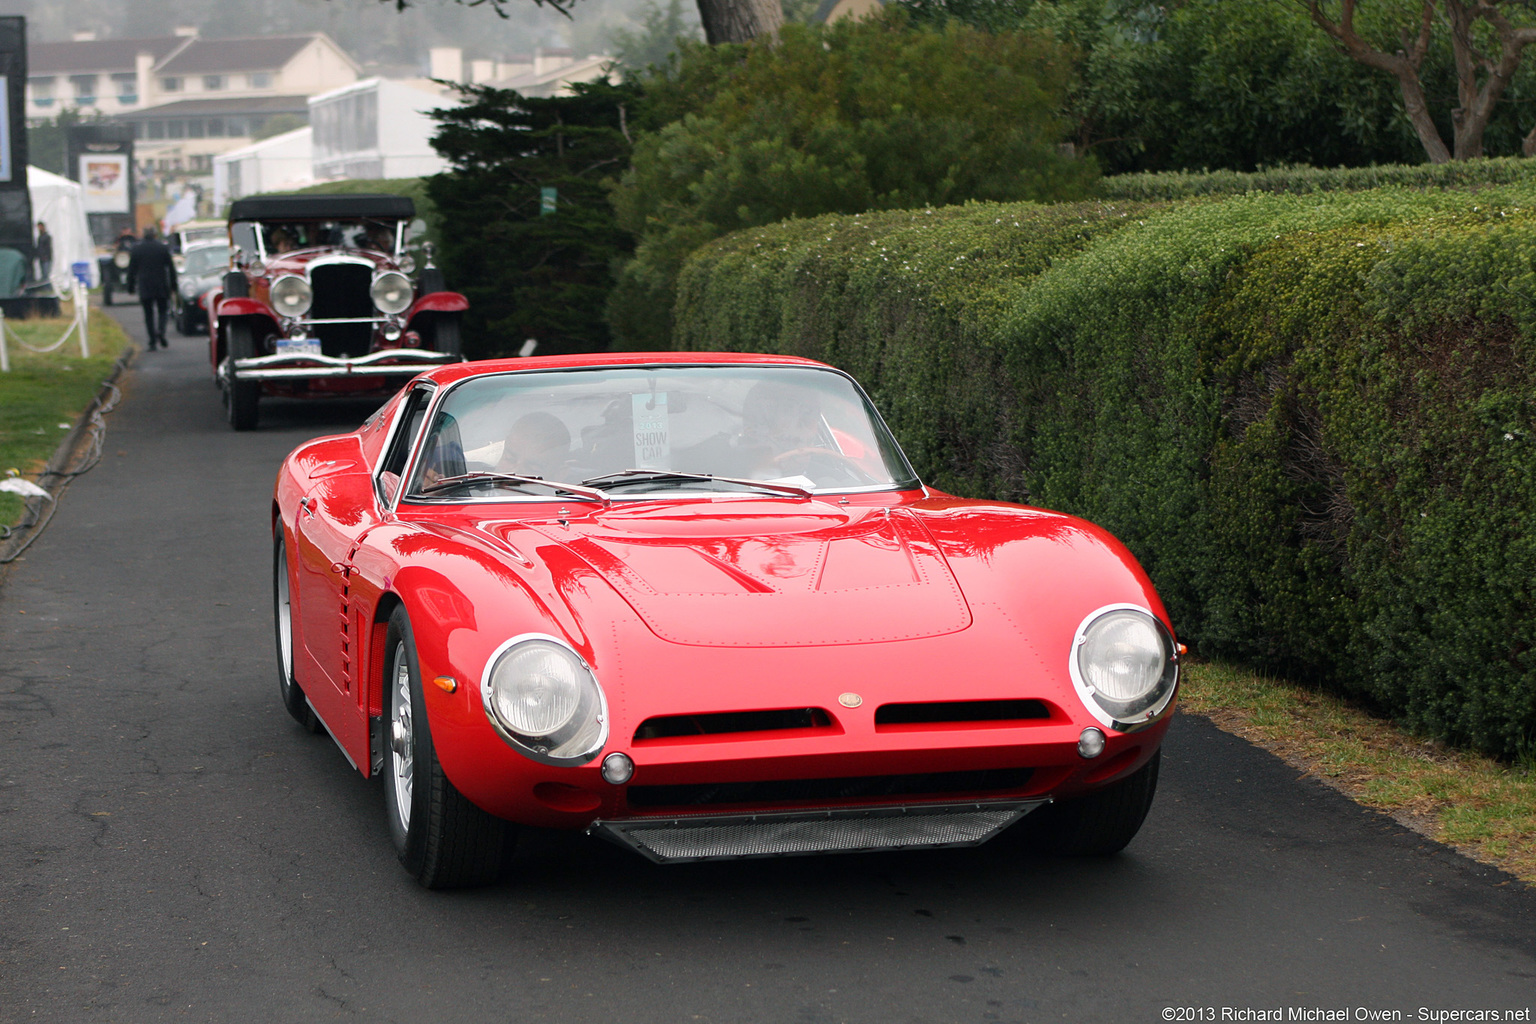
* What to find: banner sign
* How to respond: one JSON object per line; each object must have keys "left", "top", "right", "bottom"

{"left": 0, "top": 17, "right": 30, "bottom": 255}
{"left": 80, "top": 154, "right": 130, "bottom": 213}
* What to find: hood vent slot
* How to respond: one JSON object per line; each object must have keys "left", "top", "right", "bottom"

{"left": 875, "top": 699, "right": 1053, "bottom": 729}
{"left": 634, "top": 707, "right": 833, "bottom": 743}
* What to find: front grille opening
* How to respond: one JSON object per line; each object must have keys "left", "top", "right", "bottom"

{"left": 875, "top": 699, "right": 1053, "bottom": 727}
{"left": 634, "top": 707, "right": 833, "bottom": 742}
{"left": 309, "top": 263, "right": 375, "bottom": 357}
{"left": 627, "top": 767, "right": 1034, "bottom": 808}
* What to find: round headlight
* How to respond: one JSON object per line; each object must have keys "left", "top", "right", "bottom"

{"left": 371, "top": 271, "right": 413, "bottom": 315}
{"left": 481, "top": 635, "right": 607, "bottom": 765}
{"left": 1069, "top": 605, "right": 1178, "bottom": 730}
{"left": 269, "top": 274, "right": 312, "bottom": 317}
{"left": 113, "top": 250, "right": 130, "bottom": 269}
{"left": 179, "top": 279, "right": 199, "bottom": 300}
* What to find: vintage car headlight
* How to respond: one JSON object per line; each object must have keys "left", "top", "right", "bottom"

{"left": 371, "top": 271, "right": 413, "bottom": 315}
{"left": 1068, "top": 604, "right": 1178, "bottom": 730}
{"left": 113, "top": 250, "right": 131, "bottom": 269}
{"left": 179, "top": 278, "right": 199, "bottom": 300}
{"left": 269, "top": 274, "right": 312, "bottom": 317}
{"left": 481, "top": 635, "right": 607, "bottom": 765}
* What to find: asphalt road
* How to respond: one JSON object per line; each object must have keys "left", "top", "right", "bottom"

{"left": 2, "top": 305, "right": 1533, "bottom": 1024}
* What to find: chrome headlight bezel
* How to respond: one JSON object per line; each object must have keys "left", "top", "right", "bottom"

{"left": 269, "top": 274, "right": 313, "bottom": 318}
{"left": 371, "top": 271, "right": 413, "bottom": 315}
{"left": 1067, "top": 603, "right": 1179, "bottom": 732}
{"left": 479, "top": 633, "right": 608, "bottom": 766}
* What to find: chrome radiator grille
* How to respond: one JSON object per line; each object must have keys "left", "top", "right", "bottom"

{"left": 589, "top": 801, "right": 1042, "bottom": 863}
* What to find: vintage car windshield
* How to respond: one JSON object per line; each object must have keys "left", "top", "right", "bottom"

{"left": 402, "top": 365, "right": 919, "bottom": 500}
{"left": 182, "top": 245, "right": 231, "bottom": 277}
{"left": 254, "top": 219, "right": 398, "bottom": 256}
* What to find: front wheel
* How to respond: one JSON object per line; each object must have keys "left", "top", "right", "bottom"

{"left": 102, "top": 279, "right": 114, "bottom": 306}
{"left": 430, "top": 313, "right": 462, "bottom": 358}
{"left": 1011, "top": 749, "right": 1161, "bottom": 856}
{"left": 225, "top": 320, "right": 260, "bottom": 431}
{"left": 273, "top": 525, "right": 319, "bottom": 733}
{"left": 383, "top": 606, "right": 512, "bottom": 888}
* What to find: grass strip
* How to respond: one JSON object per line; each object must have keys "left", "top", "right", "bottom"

{"left": 0, "top": 300, "right": 130, "bottom": 526}
{"left": 1180, "top": 660, "right": 1536, "bottom": 886}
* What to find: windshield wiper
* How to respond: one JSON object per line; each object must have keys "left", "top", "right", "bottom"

{"left": 580, "top": 469, "right": 812, "bottom": 498}
{"left": 416, "top": 472, "right": 609, "bottom": 503}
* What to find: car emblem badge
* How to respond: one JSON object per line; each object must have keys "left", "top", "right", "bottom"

{"left": 838, "top": 693, "right": 863, "bottom": 708}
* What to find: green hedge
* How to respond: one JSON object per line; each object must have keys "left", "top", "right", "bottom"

{"left": 675, "top": 186, "right": 1536, "bottom": 759}
{"left": 1097, "top": 156, "right": 1536, "bottom": 201}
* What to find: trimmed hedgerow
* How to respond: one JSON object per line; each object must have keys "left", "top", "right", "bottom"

{"left": 1097, "top": 156, "right": 1536, "bottom": 201}
{"left": 675, "top": 185, "right": 1536, "bottom": 759}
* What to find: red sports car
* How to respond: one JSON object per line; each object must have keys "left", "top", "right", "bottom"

{"left": 273, "top": 352, "right": 1180, "bottom": 888}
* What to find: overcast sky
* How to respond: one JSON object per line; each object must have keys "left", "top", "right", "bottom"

{"left": 0, "top": 0, "right": 675, "bottom": 68}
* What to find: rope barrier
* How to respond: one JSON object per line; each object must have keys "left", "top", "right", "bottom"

{"left": 0, "top": 281, "right": 90, "bottom": 370}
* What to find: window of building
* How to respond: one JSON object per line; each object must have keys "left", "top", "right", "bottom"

{"left": 207, "top": 117, "right": 225, "bottom": 137}
{"left": 112, "top": 73, "right": 137, "bottom": 105}
{"left": 29, "top": 76, "right": 55, "bottom": 106}
{"left": 190, "top": 154, "right": 211, "bottom": 172}
{"left": 250, "top": 72, "right": 272, "bottom": 88}
{"left": 71, "top": 75, "right": 97, "bottom": 104}
{"left": 161, "top": 76, "right": 182, "bottom": 92}
{"left": 129, "top": 123, "right": 142, "bottom": 140}
{"left": 225, "top": 117, "right": 247, "bottom": 136}
{"left": 187, "top": 119, "right": 206, "bottom": 139}
{"left": 203, "top": 74, "right": 224, "bottom": 90}
{"left": 167, "top": 120, "right": 186, "bottom": 139}
{"left": 146, "top": 121, "right": 166, "bottom": 140}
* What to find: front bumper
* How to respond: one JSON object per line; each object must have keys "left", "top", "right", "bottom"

{"left": 589, "top": 799, "right": 1043, "bottom": 862}
{"left": 229, "top": 348, "right": 460, "bottom": 382}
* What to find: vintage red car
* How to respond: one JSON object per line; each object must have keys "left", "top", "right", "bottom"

{"left": 211, "top": 193, "right": 467, "bottom": 430}
{"left": 273, "top": 352, "right": 1180, "bottom": 888}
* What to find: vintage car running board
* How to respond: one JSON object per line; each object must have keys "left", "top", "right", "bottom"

{"left": 232, "top": 348, "right": 461, "bottom": 381}
{"left": 588, "top": 800, "right": 1045, "bottom": 863}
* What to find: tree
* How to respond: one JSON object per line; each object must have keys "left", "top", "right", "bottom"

{"left": 611, "top": 0, "right": 704, "bottom": 71}
{"left": 427, "top": 80, "right": 641, "bottom": 356}
{"left": 363, "top": 0, "right": 783, "bottom": 42}
{"left": 607, "top": 11, "right": 1095, "bottom": 348}
{"left": 1298, "top": 0, "right": 1536, "bottom": 161}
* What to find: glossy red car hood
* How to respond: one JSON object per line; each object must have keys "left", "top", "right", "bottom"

{"left": 478, "top": 499, "right": 972, "bottom": 647}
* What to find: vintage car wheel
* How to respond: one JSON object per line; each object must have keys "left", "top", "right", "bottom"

{"left": 1012, "top": 750, "right": 1161, "bottom": 856}
{"left": 225, "top": 320, "right": 260, "bottom": 431}
{"left": 383, "top": 605, "right": 512, "bottom": 889}
{"left": 273, "top": 526, "right": 320, "bottom": 733}
{"left": 102, "top": 279, "right": 114, "bottom": 306}
{"left": 431, "top": 313, "right": 462, "bottom": 358}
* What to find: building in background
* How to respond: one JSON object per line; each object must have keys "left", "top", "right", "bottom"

{"left": 26, "top": 29, "right": 191, "bottom": 122}
{"left": 425, "top": 46, "right": 617, "bottom": 100}
{"left": 212, "top": 127, "right": 313, "bottom": 211}
{"left": 308, "top": 77, "right": 451, "bottom": 184}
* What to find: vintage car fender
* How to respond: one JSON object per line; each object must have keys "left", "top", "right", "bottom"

{"left": 217, "top": 296, "right": 276, "bottom": 322}
{"left": 404, "top": 291, "right": 468, "bottom": 322}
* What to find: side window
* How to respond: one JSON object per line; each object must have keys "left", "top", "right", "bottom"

{"left": 377, "top": 386, "right": 434, "bottom": 504}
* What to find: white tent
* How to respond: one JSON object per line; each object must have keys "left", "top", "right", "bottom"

{"left": 27, "top": 165, "right": 98, "bottom": 289}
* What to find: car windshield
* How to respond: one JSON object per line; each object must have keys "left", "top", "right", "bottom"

{"left": 403, "top": 365, "right": 919, "bottom": 500}
{"left": 182, "top": 245, "right": 231, "bottom": 277}
{"left": 256, "top": 219, "right": 398, "bottom": 256}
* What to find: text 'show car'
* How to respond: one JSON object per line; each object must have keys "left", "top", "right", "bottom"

{"left": 273, "top": 353, "right": 1180, "bottom": 888}
{"left": 211, "top": 193, "right": 467, "bottom": 431}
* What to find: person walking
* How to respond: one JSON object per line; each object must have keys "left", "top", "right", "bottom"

{"left": 34, "top": 221, "right": 52, "bottom": 283}
{"left": 127, "top": 226, "right": 176, "bottom": 350}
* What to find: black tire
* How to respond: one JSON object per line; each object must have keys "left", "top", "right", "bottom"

{"left": 273, "top": 524, "right": 320, "bottom": 733}
{"left": 432, "top": 313, "right": 462, "bottom": 358}
{"left": 1011, "top": 749, "right": 1161, "bottom": 856}
{"left": 383, "top": 605, "right": 512, "bottom": 888}
{"left": 102, "top": 280, "right": 114, "bottom": 306}
{"left": 222, "top": 270, "right": 248, "bottom": 298}
{"left": 225, "top": 319, "right": 260, "bottom": 431}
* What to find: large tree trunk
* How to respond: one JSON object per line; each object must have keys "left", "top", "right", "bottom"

{"left": 695, "top": 0, "right": 783, "bottom": 44}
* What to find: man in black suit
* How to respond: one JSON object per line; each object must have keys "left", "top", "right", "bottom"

{"left": 127, "top": 226, "right": 176, "bottom": 350}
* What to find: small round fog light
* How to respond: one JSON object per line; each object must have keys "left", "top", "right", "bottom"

{"left": 1077, "top": 727, "right": 1106, "bottom": 759}
{"left": 382, "top": 323, "right": 403, "bottom": 341}
{"left": 600, "top": 752, "right": 634, "bottom": 785}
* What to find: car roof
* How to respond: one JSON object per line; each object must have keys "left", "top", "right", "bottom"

{"left": 227, "top": 193, "right": 415, "bottom": 222}
{"left": 419, "top": 351, "right": 835, "bottom": 388}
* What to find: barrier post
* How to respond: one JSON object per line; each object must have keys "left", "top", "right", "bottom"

{"left": 75, "top": 281, "right": 89, "bottom": 358}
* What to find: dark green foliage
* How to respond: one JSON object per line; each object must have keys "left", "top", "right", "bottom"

{"left": 427, "top": 80, "right": 640, "bottom": 358}
{"left": 608, "top": 10, "right": 1096, "bottom": 350}
{"left": 674, "top": 184, "right": 1536, "bottom": 760}
{"left": 896, "top": 0, "right": 1035, "bottom": 32}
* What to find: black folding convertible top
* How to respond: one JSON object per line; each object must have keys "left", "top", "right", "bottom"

{"left": 227, "top": 194, "right": 416, "bottom": 222}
